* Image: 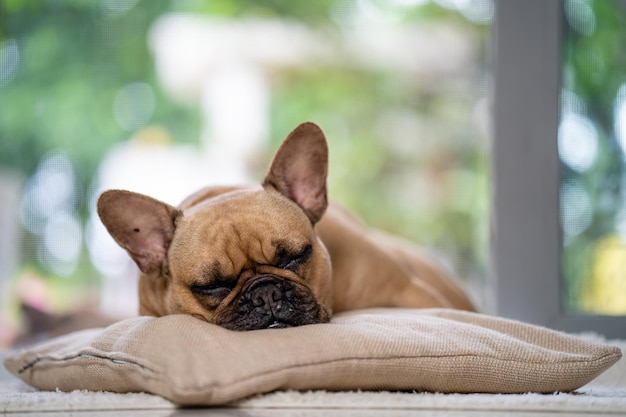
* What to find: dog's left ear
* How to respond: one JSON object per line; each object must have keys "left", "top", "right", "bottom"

{"left": 97, "top": 190, "right": 180, "bottom": 275}
{"left": 263, "top": 122, "right": 329, "bottom": 224}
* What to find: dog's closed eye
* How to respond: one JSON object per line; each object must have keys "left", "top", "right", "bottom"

{"left": 276, "top": 244, "right": 312, "bottom": 272}
{"left": 190, "top": 281, "right": 234, "bottom": 300}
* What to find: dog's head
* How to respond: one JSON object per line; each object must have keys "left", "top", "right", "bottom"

{"left": 97, "top": 122, "right": 332, "bottom": 330}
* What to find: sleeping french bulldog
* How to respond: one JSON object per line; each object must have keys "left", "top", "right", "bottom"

{"left": 97, "top": 122, "right": 474, "bottom": 331}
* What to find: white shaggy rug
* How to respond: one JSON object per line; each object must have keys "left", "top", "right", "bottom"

{"left": 1, "top": 336, "right": 625, "bottom": 415}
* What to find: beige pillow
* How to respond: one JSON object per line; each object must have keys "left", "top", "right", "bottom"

{"left": 3, "top": 308, "right": 621, "bottom": 406}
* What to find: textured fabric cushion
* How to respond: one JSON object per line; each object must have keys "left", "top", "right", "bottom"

{"left": 3, "top": 309, "right": 622, "bottom": 406}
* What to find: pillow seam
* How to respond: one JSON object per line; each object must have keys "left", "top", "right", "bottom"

{"left": 16, "top": 353, "right": 156, "bottom": 375}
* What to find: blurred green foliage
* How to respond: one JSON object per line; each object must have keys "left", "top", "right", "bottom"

{"left": 0, "top": 0, "right": 199, "bottom": 196}
{"left": 560, "top": 0, "right": 626, "bottom": 313}
{"left": 0, "top": 0, "right": 490, "bottom": 301}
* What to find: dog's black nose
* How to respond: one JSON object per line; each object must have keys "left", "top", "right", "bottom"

{"left": 218, "top": 275, "right": 327, "bottom": 331}
{"left": 249, "top": 279, "right": 284, "bottom": 311}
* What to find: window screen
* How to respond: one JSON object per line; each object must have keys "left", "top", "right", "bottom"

{"left": 559, "top": 0, "right": 626, "bottom": 315}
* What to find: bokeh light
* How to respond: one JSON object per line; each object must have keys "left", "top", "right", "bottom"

{"left": 18, "top": 151, "right": 82, "bottom": 277}
{"left": 558, "top": 112, "right": 598, "bottom": 173}
{"left": 0, "top": 39, "right": 20, "bottom": 87}
{"left": 564, "top": 0, "right": 596, "bottom": 36}
{"left": 560, "top": 179, "right": 593, "bottom": 243}
{"left": 113, "top": 82, "right": 156, "bottom": 132}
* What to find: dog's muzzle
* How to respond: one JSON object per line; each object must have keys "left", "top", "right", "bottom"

{"left": 217, "top": 275, "right": 328, "bottom": 331}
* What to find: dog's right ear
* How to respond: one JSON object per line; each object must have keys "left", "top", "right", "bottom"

{"left": 97, "top": 190, "right": 180, "bottom": 275}
{"left": 263, "top": 122, "right": 329, "bottom": 224}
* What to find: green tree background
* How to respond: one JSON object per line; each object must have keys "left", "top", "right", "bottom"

{"left": 0, "top": 0, "right": 491, "bottom": 317}
{"left": 560, "top": 0, "right": 626, "bottom": 314}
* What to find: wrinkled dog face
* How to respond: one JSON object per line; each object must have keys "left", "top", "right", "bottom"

{"left": 97, "top": 122, "right": 333, "bottom": 330}
{"left": 165, "top": 187, "right": 333, "bottom": 330}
